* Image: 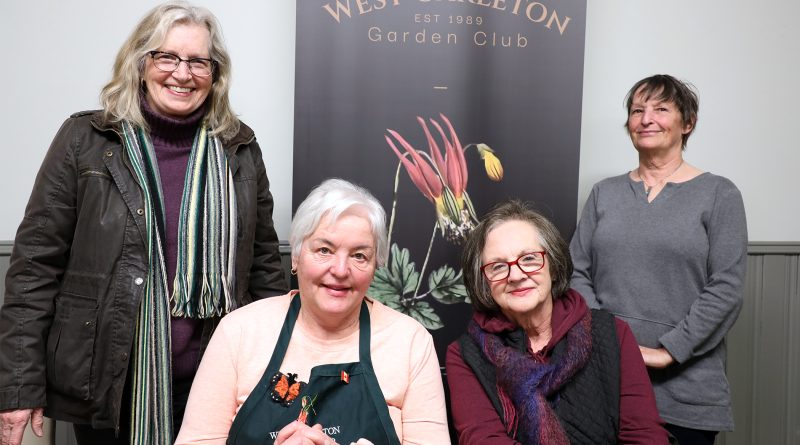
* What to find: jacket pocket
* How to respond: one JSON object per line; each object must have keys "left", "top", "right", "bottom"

{"left": 46, "top": 294, "right": 98, "bottom": 400}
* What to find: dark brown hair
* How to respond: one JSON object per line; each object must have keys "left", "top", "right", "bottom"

{"left": 461, "top": 200, "right": 573, "bottom": 313}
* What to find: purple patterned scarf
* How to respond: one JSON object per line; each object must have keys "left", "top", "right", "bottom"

{"left": 468, "top": 309, "right": 593, "bottom": 444}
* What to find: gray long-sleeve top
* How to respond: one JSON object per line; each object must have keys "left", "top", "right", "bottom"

{"left": 569, "top": 172, "right": 747, "bottom": 431}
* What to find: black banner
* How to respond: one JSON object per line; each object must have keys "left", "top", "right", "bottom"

{"left": 294, "top": 0, "right": 587, "bottom": 362}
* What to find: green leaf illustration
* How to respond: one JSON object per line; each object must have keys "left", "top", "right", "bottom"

{"left": 367, "top": 244, "right": 449, "bottom": 330}
{"left": 368, "top": 244, "right": 419, "bottom": 304}
{"left": 368, "top": 269, "right": 399, "bottom": 305}
{"left": 375, "top": 293, "right": 444, "bottom": 330}
{"left": 400, "top": 300, "right": 444, "bottom": 330}
{"left": 428, "top": 266, "right": 470, "bottom": 304}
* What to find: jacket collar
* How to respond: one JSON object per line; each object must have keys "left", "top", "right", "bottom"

{"left": 89, "top": 110, "right": 254, "bottom": 155}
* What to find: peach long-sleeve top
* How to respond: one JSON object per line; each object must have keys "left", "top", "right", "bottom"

{"left": 175, "top": 292, "right": 451, "bottom": 444}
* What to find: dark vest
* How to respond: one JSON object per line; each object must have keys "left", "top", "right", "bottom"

{"left": 458, "top": 309, "right": 620, "bottom": 444}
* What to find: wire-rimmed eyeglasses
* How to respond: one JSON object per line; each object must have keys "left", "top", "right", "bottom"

{"left": 148, "top": 51, "right": 216, "bottom": 77}
{"left": 481, "top": 251, "right": 547, "bottom": 282}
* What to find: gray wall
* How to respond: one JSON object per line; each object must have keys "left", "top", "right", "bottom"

{"left": 722, "top": 244, "right": 800, "bottom": 445}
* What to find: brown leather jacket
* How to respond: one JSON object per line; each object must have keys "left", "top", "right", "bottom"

{"left": 0, "top": 110, "right": 287, "bottom": 428}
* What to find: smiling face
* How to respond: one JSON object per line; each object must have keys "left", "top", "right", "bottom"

{"left": 482, "top": 219, "right": 553, "bottom": 324}
{"left": 293, "top": 209, "right": 377, "bottom": 325}
{"left": 627, "top": 88, "right": 693, "bottom": 154}
{"left": 143, "top": 23, "right": 213, "bottom": 118}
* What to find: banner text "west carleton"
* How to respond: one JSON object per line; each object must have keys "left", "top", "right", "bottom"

{"left": 322, "top": 0, "right": 571, "bottom": 35}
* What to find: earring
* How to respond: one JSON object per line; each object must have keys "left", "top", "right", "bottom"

{"left": 290, "top": 268, "right": 297, "bottom": 276}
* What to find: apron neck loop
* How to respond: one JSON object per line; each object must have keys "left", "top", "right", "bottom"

{"left": 267, "top": 295, "right": 372, "bottom": 371}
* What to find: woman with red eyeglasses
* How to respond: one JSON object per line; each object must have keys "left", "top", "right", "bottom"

{"left": 446, "top": 200, "right": 668, "bottom": 444}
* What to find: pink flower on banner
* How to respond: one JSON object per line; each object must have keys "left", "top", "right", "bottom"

{"left": 372, "top": 113, "right": 503, "bottom": 328}
{"left": 386, "top": 113, "right": 480, "bottom": 242}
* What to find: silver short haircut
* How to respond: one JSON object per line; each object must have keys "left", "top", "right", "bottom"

{"left": 290, "top": 178, "right": 389, "bottom": 267}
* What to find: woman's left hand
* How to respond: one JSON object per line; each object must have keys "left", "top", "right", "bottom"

{"left": 639, "top": 346, "right": 675, "bottom": 369}
{"left": 273, "top": 421, "right": 334, "bottom": 445}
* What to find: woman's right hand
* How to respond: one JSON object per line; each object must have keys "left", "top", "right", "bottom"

{"left": 0, "top": 408, "right": 44, "bottom": 445}
{"left": 639, "top": 346, "right": 675, "bottom": 369}
{"left": 273, "top": 421, "right": 334, "bottom": 445}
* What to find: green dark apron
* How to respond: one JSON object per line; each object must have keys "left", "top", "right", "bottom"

{"left": 227, "top": 296, "right": 401, "bottom": 445}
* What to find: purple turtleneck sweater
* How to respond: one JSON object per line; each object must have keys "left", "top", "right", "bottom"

{"left": 141, "top": 98, "right": 206, "bottom": 381}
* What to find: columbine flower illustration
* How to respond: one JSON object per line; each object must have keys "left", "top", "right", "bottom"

{"left": 386, "top": 114, "right": 481, "bottom": 242}
{"left": 369, "top": 113, "right": 504, "bottom": 329}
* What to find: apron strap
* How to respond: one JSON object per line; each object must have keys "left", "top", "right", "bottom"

{"left": 358, "top": 299, "right": 372, "bottom": 365}
{"left": 228, "top": 296, "right": 301, "bottom": 444}
{"left": 265, "top": 295, "right": 302, "bottom": 371}
{"left": 357, "top": 301, "right": 402, "bottom": 445}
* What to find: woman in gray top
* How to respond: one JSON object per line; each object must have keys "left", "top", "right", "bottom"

{"left": 570, "top": 74, "right": 747, "bottom": 445}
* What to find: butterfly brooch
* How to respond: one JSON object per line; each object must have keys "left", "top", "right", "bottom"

{"left": 270, "top": 372, "right": 306, "bottom": 407}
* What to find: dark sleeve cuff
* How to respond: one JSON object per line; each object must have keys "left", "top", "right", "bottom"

{"left": 0, "top": 385, "right": 47, "bottom": 411}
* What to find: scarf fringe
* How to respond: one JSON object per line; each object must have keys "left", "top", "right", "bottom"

{"left": 171, "top": 272, "right": 234, "bottom": 318}
{"left": 168, "top": 126, "right": 237, "bottom": 319}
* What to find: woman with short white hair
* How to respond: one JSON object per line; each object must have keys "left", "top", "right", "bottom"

{"left": 177, "top": 178, "right": 451, "bottom": 445}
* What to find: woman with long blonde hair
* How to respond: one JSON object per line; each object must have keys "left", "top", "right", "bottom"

{"left": 0, "top": 3, "right": 287, "bottom": 444}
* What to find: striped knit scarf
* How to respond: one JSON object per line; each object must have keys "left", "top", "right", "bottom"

{"left": 467, "top": 310, "right": 592, "bottom": 445}
{"left": 120, "top": 121, "right": 237, "bottom": 445}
